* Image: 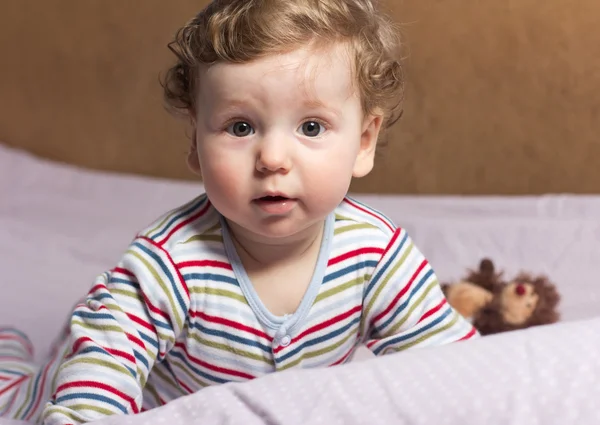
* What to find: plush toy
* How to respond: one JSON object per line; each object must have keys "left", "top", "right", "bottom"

{"left": 442, "top": 259, "right": 561, "bottom": 335}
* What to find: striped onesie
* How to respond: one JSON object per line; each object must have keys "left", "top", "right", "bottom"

{"left": 0, "top": 194, "right": 478, "bottom": 424}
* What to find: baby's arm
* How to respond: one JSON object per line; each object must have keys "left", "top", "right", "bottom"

{"left": 42, "top": 236, "right": 190, "bottom": 425}
{"left": 362, "top": 228, "right": 478, "bottom": 356}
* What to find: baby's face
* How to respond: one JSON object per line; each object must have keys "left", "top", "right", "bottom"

{"left": 189, "top": 42, "right": 381, "bottom": 244}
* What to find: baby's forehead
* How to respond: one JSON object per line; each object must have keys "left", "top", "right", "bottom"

{"left": 200, "top": 44, "right": 357, "bottom": 101}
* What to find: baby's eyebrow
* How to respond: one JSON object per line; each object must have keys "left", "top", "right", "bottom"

{"left": 302, "top": 98, "right": 342, "bottom": 119}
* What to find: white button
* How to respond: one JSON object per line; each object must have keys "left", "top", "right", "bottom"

{"left": 280, "top": 335, "right": 291, "bottom": 347}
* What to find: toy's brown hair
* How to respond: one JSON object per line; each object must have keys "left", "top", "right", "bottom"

{"left": 162, "top": 0, "right": 404, "bottom": 135}
{"left": 474, "top": 273, "right": 561, "bottom": 335}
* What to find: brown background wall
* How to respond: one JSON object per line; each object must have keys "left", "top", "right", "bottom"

{"left": 1, "top": 0, "right": 599, "bottom": 194}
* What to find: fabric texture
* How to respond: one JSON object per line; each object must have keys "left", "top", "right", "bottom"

{"left": 0, "top": 191, "right": 475, "bottom": 424}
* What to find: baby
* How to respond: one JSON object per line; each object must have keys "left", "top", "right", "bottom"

{"left": 0, "top": 0, "right": 477, "bottom": 423}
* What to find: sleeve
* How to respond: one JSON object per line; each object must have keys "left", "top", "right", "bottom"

{"left": 362, "top": 228, "right": 479, "bottom": 356}
{"left": 42, "top": 236, "right": 190, "bottom": 425}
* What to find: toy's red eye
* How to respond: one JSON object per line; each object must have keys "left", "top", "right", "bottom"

{"left": 515, "top": 283, "right": 526, "bottom": 296}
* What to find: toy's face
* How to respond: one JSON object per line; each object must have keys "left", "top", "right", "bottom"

{"left": 500, "top": 282, "right": 539, "bottom": 325}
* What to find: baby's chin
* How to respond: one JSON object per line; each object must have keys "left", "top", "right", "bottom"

{"left": 226, "top": 216, "right": 326, "bottom": 246}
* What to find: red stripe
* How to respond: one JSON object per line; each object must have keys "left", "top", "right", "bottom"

{"left": 140, "top": 293, "right": 172, "bottom": 324}
{"left": 343, "top": 198, "right": 394, "bottom": 232}
{"left": 140, "top": 236, "right": 190, "bottom": 299}
{"left": 330, "top": 346, "right": 355, "bottom": 366}
{"left": 0, "top": 334, "right": 33, "bottom": 356}
{"left": 177, "top": 260, "right": 233, "bottom": 271}
{"left": 328, "top": 247, "right": 385, "bottom": 267}
{"left": 157, "top": 200, "right": 211, "bottom": 246}
{"left": 190, "top": 311, "right": 272, "bottom": 341}
{"left": 0, "top": 375, "right": 28, "bottom": 396}
{"left": 174, "top": 342, "right": 255, "bottom": 380}
{"left": 127, "top": 313, "right": 154, "bottom": 333}
{"left": 112, "top": 267, "right": 135, "bottom": 277}
{"left": 372, "top": 259, "right": 427, "bottom": 324}
{"left": 70, "top": 337, "right": 136, "bottom": 364}
{"left": 417, "top": 298, "right": 447, "bottom": 324}
{"left": 88, "top": 283, "right": 106, "bottom": 295}
{"left": 459, "top": 326, "right": 478, "bottom": 341}
{"left": 24, "top": 351, "right": 63, "bottom": 420}
{"left": 126, "top": 333, "right": 146, "bottom": 351}
{"left": 55, "top": 381, "right": 139, "bottom": 414}
{"left": 274, "top": 305, "right": 362, "bottom": 354}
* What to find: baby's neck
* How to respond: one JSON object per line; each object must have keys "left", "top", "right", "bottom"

{"left": 227, "top": 221, "right": 324, "bottom": 268}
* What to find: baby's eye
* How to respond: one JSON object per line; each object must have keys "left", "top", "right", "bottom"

{"left": 227, "top": 121, "right": 254, "bottom": 137}
{"left": 299, "top": 121, "right": 325, "bottom": 137}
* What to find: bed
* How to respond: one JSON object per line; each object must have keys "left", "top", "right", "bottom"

{"left": 1, "top": 144, "right": 600, "bottom": 424}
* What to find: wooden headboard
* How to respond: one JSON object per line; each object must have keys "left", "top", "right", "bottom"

{"left": 1, "top": 0, "right": 599, "bottom": 194}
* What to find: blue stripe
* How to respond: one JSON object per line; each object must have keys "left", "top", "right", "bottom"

{"left": 0, "top": 369, "right": 27, "bottom": 376}
{"left": 133, "top": 242, "right": 187, "bottom": 322}
{"left": 278, "top": 315, "right": 361, "bottom": 363}
{"left": 182, "top": 273, "right": 239, "bottom": 286}
{"left": 140, "top": 333, "right": 159, "bottom": 351}
{"left": 372, "top": 306, "right": 453, "bottom": 355}
{"left": 169, "top": 350, "right": 228, "bottom": 384}
{"left": 18, "top": 365, "right": 45, "bottom": 418}
{"left": 364, "top": 232, "right": 408, "bottom": 298}
{"left": 188, "top": 323, "right": 271, "bottom": 353}
{"left": 376, "top": 269, "right": 434, "bottom": 332}
{"left": 150, "top": 196, "right": 206, "bottom": 240}
{"left": 73, "top": 311, "right": 114, "bottom": 321}
{"left": 55, "top": 392, "right": 128, "bottom": 414}
{"left": 109, "top": 278, "right": 140, "bottom": 289}
{"left": 323, "top": 261, "right": 378, "bottom": 284}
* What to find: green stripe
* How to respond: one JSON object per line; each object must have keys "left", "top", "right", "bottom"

{"left": 334, "top": 222, "right": 377, "bottom": 236}
{"left": 170, "top": 360, "right": 211, "bottom": 388}
{"left": 151, "top": 366, "right": 181, "bottom": 393}
{"left": 183, "top": 234, "right": 224, "bottom": 244}
{"left": 128, "top": 249, "right": 183, "bottom": 331}
{"left": 383, "top": 312, "right": 461, "bottom": 354}
{"left": 314, "top": 277, "right": 364, "bottom": 304}
{"left": 364, "top": 241, "right": 414, "bottom": 318}
{"left": 188, "top": 287, "right": 248, "bottom": 305}
{"left": 280, "top": 326, "right": 358, "bottom": 370}
{"left": 62, "top": 356, "right": 133, "bottom": 377}
{"left": 13, "top": 374, "right": 34, "bottom": 418}
{"left": 189, "top": 333, "right": 271, "bottom": 365}
{"left": 386, "top": 280, "right": 439, "bottom": 335}
{"left": 144, "top": 198, "right": 199, "bottom": 237}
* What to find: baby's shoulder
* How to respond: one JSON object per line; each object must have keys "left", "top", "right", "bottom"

{"left": 134, "top": 193, "right": 222, "bottom": 251}
{"left": 334, "top": 196, "right": 398, "bottom": 238}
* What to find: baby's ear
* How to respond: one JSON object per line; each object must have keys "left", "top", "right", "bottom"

{"left": 352, "top": 114, "right": 383, "bottom": 178}
{"left": 186, "top": 118, "right": 201, "bottom": 175}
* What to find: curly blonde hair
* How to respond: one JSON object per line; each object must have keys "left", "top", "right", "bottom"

{"left": 162, "top": 0, "right": 404, "bottom": 131}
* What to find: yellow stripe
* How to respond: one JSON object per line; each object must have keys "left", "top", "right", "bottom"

{"left": 314, "top": 277, "right": 364, "bottom": 304}
{"left": 183, "top": 234, "right": 224, "bottom": 244}
{"left": 334, "top": 222, "right": 377, "bottom": 235}
{"left": 383, "top": 312, "right": 460, "bottom": 354}
{"left": 386, "top": 280, "right": 439, "bottom": 335}
{"left": 12, "top": 374, "right": 34, "bottom": 418}
{"left": 144, "top": 197, "right": 200, "bottom": 237}
{"left": 364, "top": 241, "right": 413, "bottom": 318}
{"left": 170, "top": 360, "right": 211, "bottom": 388}
{"left": 128, "top": 249, "right": 184, "bottom": 331}
{"left": 279, "top": 326, "right": 358, "bottom": 370}
{"left": 189, "top": 334, "right": 272, "bottom": 365}
{"left": 188, "top": 286, "right": 248, "bottom": 305}
{"left": 61, "top": 356, "right": 133, "bottom": 377}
